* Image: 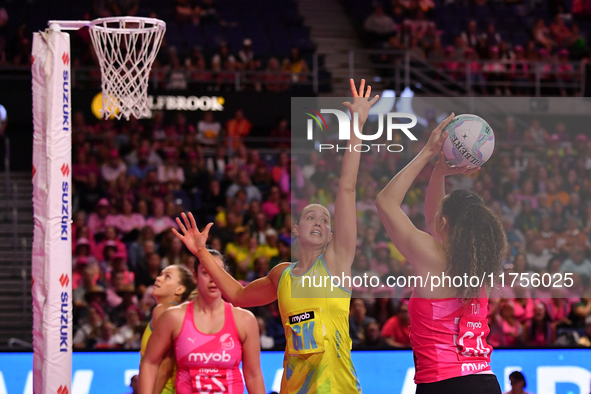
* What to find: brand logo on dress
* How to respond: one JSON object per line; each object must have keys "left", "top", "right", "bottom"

{"left": 32, "top": 165, "right": 36, "bottom": 178}
{"left": 188, "top": 350, "right": 231, "bottom": 364}
{"left": 57, "top": 385, "right": 69, "bottom": 394}
{"left": 219, "top": 333, "right": 234, "bottom": 350}
{"left": 466, "top": 321, "right": 482, "bottom": 329}
{"left": 461, "top": 362, "right": 489, "bottom": 372}
{"left": 289, "top": 311, "right": 314, "bottom": 324}
{"left": 62, "top": 52, "right": 69, "bottom": 66}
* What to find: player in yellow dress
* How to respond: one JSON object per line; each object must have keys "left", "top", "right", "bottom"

{"left": 140, "top": 264, "right": 196, "bottom": 394}
{"left": 173, "top": 79, "right": 378, "bottom": 393}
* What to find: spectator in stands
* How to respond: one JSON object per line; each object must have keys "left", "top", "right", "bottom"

{"left": 489, "top": 300, "right": 524, "bottom": 347}
{"left": 260, "top": 57, "right": 288, "bottom": 92}
{"left": 199, "top": 0, "right": 220, "bottom": 25}
{"left": 461, "top": 20, "right": 480, "bottom": 48}
{"left": 380, "top": 301, "right": 411, "bottom": 348}
{"left": 363, "top": 321, "right": 389, "bottom": 349}
{"left": 559, "top": 217, "right": 591, "bottom": 254}
{"left": 211, "top": 41, "right": 235, "bottom": 70}
{"left": 226, "top": 169, "right": 262, "bottom": 203}
{"left": 508, "top": 46, "right": 531, "bottom": 95}
{"left": 569, "top": 288, "right": 591, "bottom": 328}
{"left": 349, "top": 298, "right": 377, "bottom": 348}
{"left": 363, "top": 5, "right": 397, "bottom": 43}
{"left": 146, "top": 199, "right": 177, "bottom": 236}
{"left": 270, "top": 239, "right": 290, "bottom": 268}
{"left": 94, "top": 320, "right": 120, "bottom": 349}
{"left": 238, "top": 38, "right": 259, "bottom": 68}
{"left": 158, "top": 150, "right": 185, "bottom": 189}
{"left": 73, "top": 147, "right": 100, "bottom": 187}
{"left": 115, "top": 305, "right": 142, "bottom": 349}
{"left": 226, "top": 109, "right": 252, "bottom": 149}
{"left": 525, "top": 302, "right": 555, "bottom": 347}
{"left": 74, "top": 303, "right": 105, "bottom": 349}
{"left": 134, "top": 252, "right": 161, "bottom": 296}
{"left": 526, "top": 239, "right": 553, "bottom": 272}
{"left": 128, "top": 146, "right": 155, "bottom": 182}
{"left": 282, "top": 47, "right": 310, "bottom": 83}
{"left": 483, "top": 22, "right": 502, "bottom": 48}
{"left": 165, "top": 47, "right": 188, "bottom": 90}
{"left": 550, "top": 14, "right": 571, "bottom": 48}
{"left": 225, "top": 227, "right": 256, "bottom": 279}
{"left": 245, "top": 255, "right": 270, "bottom": 282}
{"left": 196, "top": 111, "right": 222, "bottom": 145}
{"left": 257, "top": 317, "right": 274, "bottom": 350}
{"left": 73, "top": 262, "right": 96, "bottom": 309}
{"left": 176, "top": 0, "right": 200, "bottom": 24}
{"left": 560, "top": 246, "right": 591, "bottom": 285}
{"left": 95, "top": 226, "right": 127, "bottom": 262}
{"left": 101, "top": 149, "right": 127, "bottom": 185}
{"left": 109, "top": 0, "right": 139, "bottom": 16}
{"left": 533, "top": 19, "right": 554, "bottom": 50}
{"left": 87, "top": 198, "right": 112, "bottom": 239}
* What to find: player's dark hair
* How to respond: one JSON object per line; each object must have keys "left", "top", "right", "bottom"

{"left": 171, "top": 264, "right": 196, "bottom": 302}
{"left": 442, "top": 189, "right": 508, "bottom": 299}
{"left": 193, "top": 248, "right": 225, "bottom": 273}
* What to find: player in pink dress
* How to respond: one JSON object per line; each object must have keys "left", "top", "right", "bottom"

{"left": 376, "top": 114, "right": 508, "bottom": 393}
{"left": 138, "top": 249, "right": 265, "bottom": 394}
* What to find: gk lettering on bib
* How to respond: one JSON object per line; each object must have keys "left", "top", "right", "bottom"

{"left": 455, "top": 316, "right": 492, "bottom": 362}
{"left": 286, "top": 307, "right": 325, "bottom": 355}
{"left": 189, "top": 367, "right": 227, "bottom": 394}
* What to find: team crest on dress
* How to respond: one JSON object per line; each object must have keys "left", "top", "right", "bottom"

{"left": 219, "top": 333, "right": 235, "bottom": 350}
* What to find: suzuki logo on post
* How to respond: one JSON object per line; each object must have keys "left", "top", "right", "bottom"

{"left": 306, "top": 109, "right": 418, "bottom": 152}
{"left": 61, "top": 163, "right": 70, "bottom": 177}
{"left": 62, "top": 52, "right": 69, "bottom": 66}
{"left": 59, "top": 274, "right": 69, "bottom": 288}
{"left": 57, "top": 385, "right": 69, "bottom": 394}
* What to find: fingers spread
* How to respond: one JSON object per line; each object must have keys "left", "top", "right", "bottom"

{"left": 358, "top": 79, "right": 365, "bottom": 97}
{"left": 189, "top": 212, "right": 197, "bottom": 229}
{"left": 365, "top": 85, "right": 371, "bottom": 98}
{"left": 350, "top": 79, "right": 358, "bottom": 97}
{"left": 176, "top": 217, "right": 187, "bottom": 234}
{"left": 369, "top": 94, "right": 380, "bottom": 105}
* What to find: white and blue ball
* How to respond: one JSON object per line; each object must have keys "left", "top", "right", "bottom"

{"left": 442, "top": 114, "right": 495, "bottom": 169}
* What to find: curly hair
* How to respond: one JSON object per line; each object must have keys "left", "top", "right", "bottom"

{"left": 442, "top": 189, "right": 508, "bottom": 299}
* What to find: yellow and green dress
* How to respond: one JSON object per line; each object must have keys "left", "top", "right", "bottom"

{"left": 277, "top": 254, "right": 362, "bottom": 393}
{"left": 140, "top": 320, "right": 176, "bottom": 394}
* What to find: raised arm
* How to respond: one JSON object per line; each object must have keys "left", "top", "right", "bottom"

{"left": 425, "top": 151, "right": 480, "bottom": 242}
{"left": 326, "top": 79, "right": 379, "bottom": 270}
{"left": 173, "top": 213, "right": 288, "bottom": 307}
{"left": 375, "top": 114, "right": 454, "bottom": 273}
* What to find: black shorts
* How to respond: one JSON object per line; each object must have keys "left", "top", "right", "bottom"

{"left": 416, "top": 374, "right": 501, "bottom": 394}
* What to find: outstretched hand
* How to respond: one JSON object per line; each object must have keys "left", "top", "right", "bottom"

{"left": 172, "top": 212, "right": 213, "bottom": 256}
{"left": 342, "top": 78, "right": 380, "bottom": 127}
{"left": 424, "top": 112, "right": 455, "bottom": 157}
{"left": 434, "top": 152, "right": 481, "bottom": 176}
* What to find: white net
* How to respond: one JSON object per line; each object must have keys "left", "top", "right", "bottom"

{"left": 89, "top": 17, "right": 166, "bottom": 120}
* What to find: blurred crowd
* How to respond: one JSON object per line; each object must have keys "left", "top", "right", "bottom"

{"left": 69, "top": 108, "right": 591, "bottom": 352}
{"left": 70, "top": 108, "right": 292, "bottom": 350}
{"left": 292, "top": 115, "right": 591, "bottom": 350}
{"left": 363, "top": 0, "right": 591, "bottom": 96}
{"left": 0, "top": 0, "right": 312, "bottom": 93}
